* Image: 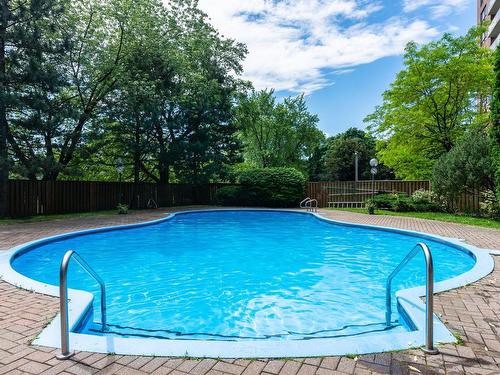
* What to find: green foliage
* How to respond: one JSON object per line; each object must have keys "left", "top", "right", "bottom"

{"left": 370, "top": 194, "right": 414, "bottom": 212}
{"left": 7, "top": 0, "right": 128, "bottom": 180}
{"left": 366, "top": 200, "right": 376, "bottom": 215}
{"left": 369, "top": 191, "right": 442, "bottom": 213}
{"left": 432, "top": 129, "right": 495, "bottom": 201}
{"left": 366, "top": 27, "right": 493, "bottom": 179}
{"left": 0, "top": 0, "right": 71, "bottom": 215}
{"left": 490, "top": 45, "right": 500, "bottom": 204}
{"left": 4, "top": 0, "right": 248, "bottom": 186}
{"left": 216, "top": 186, "right": 245, "bottom": 206}
{"left": 317, "top": 128, "right": 394, "bottom": 181}
{"left": 331, "top": 207, "right": 500, "bottom": 229}
{"left": 218, "top": 167, "right": 306, "bottom": 207}
{"left": 411, "top": 189, "right": 438, "bottom": 204}
{"left": 236, "top": 90, "right": 324, "bottom": 174}
{"left": 117, "top": 203, "right": 129, "bottom": 215}
{"left": 410, "top": 189, "right": 443, "bottom": 212}
{"left": 239, "top": 167, "right": 306, "bottom": 207}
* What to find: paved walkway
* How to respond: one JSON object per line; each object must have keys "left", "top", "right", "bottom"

{"left": 0, "top": 208, "right": 499, "bottom": 374}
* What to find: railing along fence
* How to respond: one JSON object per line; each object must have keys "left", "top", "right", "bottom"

{"left": 306, "top": 180, "right": 481, "bottom": 213}
{"left": 7, "top": 180, "right": 234, "bottom": 218}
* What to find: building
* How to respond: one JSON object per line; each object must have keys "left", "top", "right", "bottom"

{"left": 478, "top": 0, "right": 500, "bottom": 48}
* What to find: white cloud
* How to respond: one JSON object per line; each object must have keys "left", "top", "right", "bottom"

{"left": 403, "top": 0, "right": 468, "bottom": 19}
{"left": 191, "top": 1, "right": 439, "bottom": 93}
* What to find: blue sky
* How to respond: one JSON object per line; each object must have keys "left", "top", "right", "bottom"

{"left": 196, "top": 0, "right": 475, "bottom": 136}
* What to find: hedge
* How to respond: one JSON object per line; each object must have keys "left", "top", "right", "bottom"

{"left": 216, "top": 167, "right": 306, "bottom": 207}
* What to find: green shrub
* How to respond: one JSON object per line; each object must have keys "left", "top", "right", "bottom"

{"left": 216, "top": 186, "right": 245, "bottom": 206}
{"left": 239, "top": 167, "right": 306, "bottom": 207}
{"left": 480, "top": 191, "right": 500, "bottom": 218}
{"left": 370, "top": 193, "right": 414, "bottom": 212}
{"left": 391, "top": 195, "right": 414, "bottom": 212}
{"left": 370, "top": 190, "right": 444, "bottom": 213}
{"left": 366, "top": 200, "right": 376, "bottom": 215}
{"left": 410, "top": 189, "right": 443, "bottom": 212}
{"left": 117, "top": 203, "right": 129, "bottom": 214}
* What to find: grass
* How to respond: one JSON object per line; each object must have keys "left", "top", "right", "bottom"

{"left": 328, "top": 208, "right": 500, "bottom": 230}
{"left": 0, "top": 209, "right": 119, "bottom": 225}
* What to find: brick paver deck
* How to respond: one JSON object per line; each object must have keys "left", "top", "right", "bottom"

{"left": 0, "top": 208, "right": 499, "bottom": 374}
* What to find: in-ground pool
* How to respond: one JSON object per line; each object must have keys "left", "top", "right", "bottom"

{"left": 2, "top": 210, "right": 494, "bottom": 357}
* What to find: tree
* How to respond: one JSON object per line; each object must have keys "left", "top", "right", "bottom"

{"left": 433, "top": 129, "right": 495, "bottom": 201}
{"left": 324, "top": 128, "right": 375, "bottom": 181}
{"left": 315, "top": 128, "right": 394, "bottom": 181}
{"left": 6, "top": 0, "right": 127, "bottom": 181}
{"left": 236, "top": 90, "right": 324, "bottom": 173}
{"left": 0, "top": 0, "right": 68, "bottom": 217}
{"left": 69, "top": 0, "right": 248, "bottom": 186}
{"left": 366, "top": 27, "right": 493, "bottom": 180}
{"left": 490, "top": 45, "right": 500, "bottom": 204}
{"left": 166, "top": 2, "right": 247, "bottom": 184}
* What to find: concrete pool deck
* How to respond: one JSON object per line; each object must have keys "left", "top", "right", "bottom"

{"left": 0, "top": 207, "right": 499, "bottom": 374}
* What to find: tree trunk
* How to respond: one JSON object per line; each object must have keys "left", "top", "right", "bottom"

{"left": 0, "top": 4, "right": 9, "bottom": 217}
{"left": 158, "top": 155, "right": 169, "bottom": 184}
{"left": 131, "top": 119, "right": 141, "bottom": 209}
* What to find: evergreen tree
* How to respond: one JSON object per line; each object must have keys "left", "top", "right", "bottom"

{"left": 0, "top": 0, "right": 66, "bottom": 217}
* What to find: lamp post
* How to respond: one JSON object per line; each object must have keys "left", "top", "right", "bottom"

{"left": 354, "top": 151, "right": 359, "bottom": 182}
{"left": 116, "top": 158, "right": 124, "bottom": 204}
{"left": 370, "top": 158, "right": 378, "bottom": 197}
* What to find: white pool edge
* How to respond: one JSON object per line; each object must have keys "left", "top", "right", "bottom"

{"left": 0, "top": 208, "right": 495, "bottom": 358}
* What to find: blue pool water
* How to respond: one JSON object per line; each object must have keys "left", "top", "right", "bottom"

{"left": 12, "top": 210, "right": 475, "bottom": 341}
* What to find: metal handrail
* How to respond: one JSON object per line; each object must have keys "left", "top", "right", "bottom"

{"left": 385, "top": 243, "right": 438, "bottom": 354}
{"left": 300, "top": 197, "right": 311, "bottom": 208}
{"left": 56, "top": 250, "right": 107, "bottom": 360}
{"left": 300, "top": 197, "right": 318, "bottom": 212}
{"left": 306, "top": 199, "right": 318, "bottom": 212}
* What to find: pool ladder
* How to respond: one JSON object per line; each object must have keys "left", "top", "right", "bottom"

{"left": 53, "top": 245, "right": 437, "bottom": 357}
{"left": 300, "top": 197, "right": 318, "bottom": 212}
{"left": 56, "top": 250, "right": 107, "bottom": 360}
{"left": 386, "top": 243, "right": 438, "bottom": 354}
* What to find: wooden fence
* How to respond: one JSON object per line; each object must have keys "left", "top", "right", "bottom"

{"left": 6, "top": 179, "right": 483, "bottom": 218}
{"left": 306, "top": 180, "right": 481, "bottom": 213}
{"left": 7, "top": 180, "right": 233, "bottom": 218}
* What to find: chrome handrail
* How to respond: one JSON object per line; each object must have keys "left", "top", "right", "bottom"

{"left": 385, "top": 243, "right": 438, "bottom": 354}
{"left": 300, "top": 197, "right": 311, "bottom": 208}
{"left": 306, "top": 199, "right": 318, "bottom": 212}
{"left": 56, "top": 250, "right": 107, "bottom": 360}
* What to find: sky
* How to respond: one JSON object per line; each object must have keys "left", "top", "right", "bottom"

{"left": 194, "top": 0, "right": 476, "bottom": 136}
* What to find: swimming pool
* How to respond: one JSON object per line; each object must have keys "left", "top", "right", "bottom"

{"left": 0, "top": 210, "right": 494, "bottom": 357}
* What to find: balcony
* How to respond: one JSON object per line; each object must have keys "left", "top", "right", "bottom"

{"left": 488, "top": 7, "right": 500, "bottom": 42}
{"left": 487, "top": 0, "right": 500, "bottom": 17}
{"left": 492, "top": 35, "right": 500, "bottom": 50}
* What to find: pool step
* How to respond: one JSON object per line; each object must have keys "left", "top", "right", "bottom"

{"left": 84, "top": 321, "right": 403, "bottom": 341}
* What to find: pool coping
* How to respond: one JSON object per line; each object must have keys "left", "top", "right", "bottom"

{"left": 0, "top": 208, "right": 495, "bottom": 358}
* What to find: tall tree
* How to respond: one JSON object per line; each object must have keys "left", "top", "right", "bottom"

{"left": 236, "top": 90, "right": 323, "bottom": 173}
{"left": 72, "top": 0, "right": 248, "bottom": 185}
{"left": 0, "top": 0, "right": 67, "bottom": 216}
{"left": 365, "top": 27, "right": 493, "bottom": 179}
{"left": 166, "top": 1, "right": 247, "bottom": 184}
{"left": 7, "top": 0, "right": 126, "bottom": 181}
{"left": 491, "top": 45, "right": 500, "bottom": 205}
